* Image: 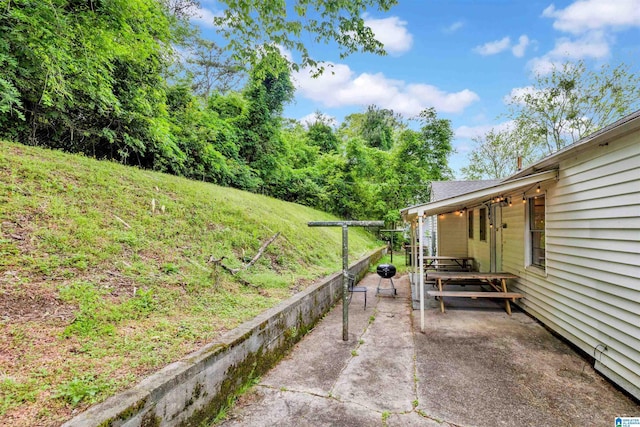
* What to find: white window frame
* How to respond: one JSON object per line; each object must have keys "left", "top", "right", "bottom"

{"left": 525, "top": 194, "right": 547, "bottom": 275}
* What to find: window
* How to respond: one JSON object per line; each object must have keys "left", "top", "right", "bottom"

{"left": 468, "top": 209, "right": 474, "bottom": 239}
{"left": 479, "top": 208, "right": 486, "bottom": 241}
{"left": 529, "top": 196, "right": 546, "bottom": 268}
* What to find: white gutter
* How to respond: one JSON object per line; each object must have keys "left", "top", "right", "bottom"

{"left": 402, "top": 169, "right": 558, "bottom": 222}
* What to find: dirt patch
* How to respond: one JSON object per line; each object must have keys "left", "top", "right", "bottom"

{"left": 0, "top": 277, "right": 75, "bottom": 324}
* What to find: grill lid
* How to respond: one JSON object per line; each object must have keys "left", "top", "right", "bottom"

{"left": 376, "top": 264, "right": 396, "bottom": 278}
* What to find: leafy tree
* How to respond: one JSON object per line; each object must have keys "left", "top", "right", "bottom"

{"left": 282, "top": 119, "right": 320, "bottom": 168}
{"left": 238, "top": 52, "right": 295, "bottom": 189}
{"left": 162, "top": 0, "right": 200, "bottom": 18}
{"left": 416, "top": 107, "right": 455, "bottom": 181}
{"left": 306, "top": 112, "right": 339, "bottom": 153}
{"left": 384, "top": 109, "right": 454, "bottom": 213}
{"left": 185, "top": 37, "right": 243, "bottom": 96}
{"left": 361, "top": 105, "right": 403, "bottom": 150}
{"left": 0, "top": 0, "right": 182, "bottom": 167}
{"left": 506, "top": 61, "right": 640, "bottom": 155}
{"left": 461, "top": 128, "right": 537, "bottom": 180}
{"left": 212, "top": 0, "right": 398, "bottom": 73}
{"left": 338, "top": 105, "right": 404, "bottom": 150}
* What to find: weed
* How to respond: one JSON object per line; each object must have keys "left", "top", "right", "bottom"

{"left": 0, "top": 377, "right": 39, "bottom": 416}
{"left": 60, "top": 282, "right": 157, "bottom": 338}
{"left": 212, "top": 372, "right": 261, "bottom": 424}
{"left": 162, "top": 263, "right": 179, "bottom": 274}
{"left": 369, "top": 315, "right": 376, "bottom": 324}
{"left": 412, "top": 399, "right": 419, "bottom": 408}
{"left": 8, "top": 325, "right": 28, "bottom": 347}
{"left": 53, "top": 375, "right": 112, "bottom": 406}
{"left": 381, "top": 411, "right": 391, "bottom": 425}
{"left": 351, "top": 350, "right": 358, "bottom": 357}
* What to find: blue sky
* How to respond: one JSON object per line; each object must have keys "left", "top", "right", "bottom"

{"left": 191, "top": 0, "right": 640, "bottom": 177}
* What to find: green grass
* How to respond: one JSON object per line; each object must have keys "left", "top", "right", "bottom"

{"left": 0, "top": 141, "right": 382, "bottom": 425}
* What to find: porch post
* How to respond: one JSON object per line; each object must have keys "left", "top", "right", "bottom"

{"left": 412, "top": 221, "right": 418, "bottom": 282}
{"left": 418, "top": 213, "right": 425, "bottom": 331}
{"left": 409, "top": 221, "right": 415, "bottom": 285}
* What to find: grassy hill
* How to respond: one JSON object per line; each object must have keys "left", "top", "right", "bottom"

{"left": 0, "top": 141, "right": 382, "bottom": 426}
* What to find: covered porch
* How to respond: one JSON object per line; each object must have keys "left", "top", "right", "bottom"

{"left": 400, "top": 170, "right": 558, "bottom": 330}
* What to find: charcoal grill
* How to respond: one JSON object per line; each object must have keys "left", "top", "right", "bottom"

{"left": 376, "top": 263, "right": 397, "bottom": 296}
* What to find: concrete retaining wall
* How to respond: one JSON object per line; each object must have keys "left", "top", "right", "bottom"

{"left": 62, "top": 248, "right": 385, "bottom": 427}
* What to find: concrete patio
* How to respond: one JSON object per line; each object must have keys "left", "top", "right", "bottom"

{"left": 217, "top": 273, "right": 639, "bottom": 426}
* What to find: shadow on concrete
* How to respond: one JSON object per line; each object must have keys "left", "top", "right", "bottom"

{"left": 218, "top": 274, "right": 639, "bottom": 426}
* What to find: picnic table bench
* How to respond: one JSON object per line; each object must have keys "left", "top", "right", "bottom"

{"left": 423, "top": 256, "right": 474, "bottom": 272}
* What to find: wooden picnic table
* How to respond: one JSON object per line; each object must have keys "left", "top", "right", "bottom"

{"left": 422, "top": 256, "right": 474, "bottom": 271}
{"left": 426, "top": 271, "right": 522, "bottom": 315}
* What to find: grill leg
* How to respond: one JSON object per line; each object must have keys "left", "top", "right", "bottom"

{"left": 376, "top": 277, "right": 397, "bottom": 297}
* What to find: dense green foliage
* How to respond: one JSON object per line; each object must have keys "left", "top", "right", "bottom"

{"left": 0, "top": 0, "right": 453, "bottom": 224}
{"left": 213, "top": 0, "right": 398, "bottom": 73}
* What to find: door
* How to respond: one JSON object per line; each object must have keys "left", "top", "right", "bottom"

{"left": 490, "top": 204, "right": 502, "bottom": 272}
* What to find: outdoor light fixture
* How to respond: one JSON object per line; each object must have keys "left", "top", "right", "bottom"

{"left": 536, "top": 184, "right": 541, "bottom": 193}
{"left": 522, "top": 194, "right": 526, "bottom": 203}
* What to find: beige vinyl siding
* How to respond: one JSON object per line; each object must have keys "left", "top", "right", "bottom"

{"left": 508, "top": 132, "right": 640, "bottom": 399}
{"left": 468, "top": 208, "right": 491, "bottom": 271}
{"left": 437, "top": 213, "right": 467, "bottom": 257}
{"left": 501, "top": 203, "right": 525, "bottom": 272}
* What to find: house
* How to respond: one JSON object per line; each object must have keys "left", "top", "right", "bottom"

{"left": 428, "top": 179, "right": 501, "bottom": 263}
{"left": 400, "top": 110, "right": 640, "bottom": 400}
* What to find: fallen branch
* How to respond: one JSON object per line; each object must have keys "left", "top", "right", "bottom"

{"left": 206, "top": 232, "right": 281, "bottom": 290}
{"left": 207, "top": 255, "right": 238, "bottom": 275}
{"left": 113, "top": 214, "right": 131, "bottom": 229}
{"left": 243, "top": 232, "right": 280, "bottom": 271}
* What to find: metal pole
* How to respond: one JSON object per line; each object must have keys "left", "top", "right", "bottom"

{"left": 419, "top": 214, "right": 425, "bottom": 331}
{"left": 342, "top": 224, "right": 349, "bottom": 341}
{"left": 308, "top": 220, "right": 384, "bottom": 342}
{"left": 390, "top": 232, "right": 394, "bottom": 263}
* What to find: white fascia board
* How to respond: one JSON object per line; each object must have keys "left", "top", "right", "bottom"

{"left": 402, "top": 169, "right": 558, "bottom": 221}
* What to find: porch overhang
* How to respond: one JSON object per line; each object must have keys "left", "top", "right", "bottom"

{"left": 401, "top": 169, "right": 558, "bottom": 222}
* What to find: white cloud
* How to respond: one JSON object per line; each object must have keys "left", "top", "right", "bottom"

{"left": 364, "top": 16, "right": 414, "bottom": 55}
{"left": 298, "top": 113, "right": 337, "bottom": 127}
{"left": 502, "top": 86, "right": 539, "bottom": 105}
{"left": 473, "top": 37, "right": 511, "bottom": 56}
{"left": 189, "top": 6, "right": 223, "bottom": 28}
{"left": 455, "top": 121, "right": 515, "bottom": 139}
{"left": 547, "top": 31, "right": 611, "bottom": 59}
{"left": 511, "top": 35, "right": 531, "bottom": 58}
{"left": 293, "top": 63, "right": 479, "bottom": 116}
{"left": 527, "top": 30, "right": 611, "bottom": 75}
{"left": 275, "top": 45, "right": 294, "bottom": 63}
{"left": 542, "top": 0, "right": 640, "bottom": 34}
{"left": 527, "top": 57, "right": 562, "bottom": 75}
{"left": 474, "top": 35, "right": 533, "bottom": 57}
{"left": 444, "top": 21, "right": 464, "bottom": 33}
